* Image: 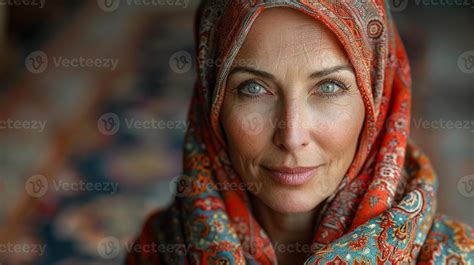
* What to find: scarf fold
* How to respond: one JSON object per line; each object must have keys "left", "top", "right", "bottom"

{"left": 126, "top": 1, "right": 474, "bottom": 264}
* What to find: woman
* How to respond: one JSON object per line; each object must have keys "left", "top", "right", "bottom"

{"left": 126, "top": 1, "right": 473, "bottom": 264}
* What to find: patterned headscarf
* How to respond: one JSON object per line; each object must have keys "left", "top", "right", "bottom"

{"left": 126, "top": 1, "right": 474, "bottom": 264}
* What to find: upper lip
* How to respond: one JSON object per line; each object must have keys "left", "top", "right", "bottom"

{"left": 262, "top": 166, "right": 319, "bottom": 174}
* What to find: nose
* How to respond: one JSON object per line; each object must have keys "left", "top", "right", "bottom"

{"left": 272, "top": 98, "right": 311, "bottom": 152}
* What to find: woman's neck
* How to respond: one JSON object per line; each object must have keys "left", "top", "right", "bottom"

{"left": 249, "top": 195, "right": 322, "bottom": 265}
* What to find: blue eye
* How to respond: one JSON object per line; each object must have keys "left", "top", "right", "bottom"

{"left": 238, "top": 81, "right": 266, "bottom": 97}
{"left": 314, "top": 79, "right": 351, "bottom": 98}
{"left": 319, "top": 81, "right": 341, "bottom": 94}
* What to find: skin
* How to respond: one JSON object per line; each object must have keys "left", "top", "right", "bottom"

{"left": 219, "top": 8, "right": 365, "bottom": 264}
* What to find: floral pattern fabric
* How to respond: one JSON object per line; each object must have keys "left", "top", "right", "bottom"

{"left": 126, "top": 0, "right": 474, "bottom": 264}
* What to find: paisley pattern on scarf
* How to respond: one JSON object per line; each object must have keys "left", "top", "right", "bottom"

{"left": 126, "top": 0, "right": 474, "bottom": 264}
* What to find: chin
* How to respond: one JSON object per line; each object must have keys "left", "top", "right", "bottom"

{"left": 257, "top": 186, "right": 322, "bottom": 213}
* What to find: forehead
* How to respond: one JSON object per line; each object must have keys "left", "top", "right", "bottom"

{"left": 234, "top": 7, "right": 349, "bottom": 70}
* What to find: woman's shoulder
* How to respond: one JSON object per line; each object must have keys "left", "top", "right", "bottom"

{"left": 418, "top": 213, "right": 474, "bottom": 264}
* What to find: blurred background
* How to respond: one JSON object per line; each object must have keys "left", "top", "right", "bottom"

{"left": 0, "top": 1, "right": 472, "bottom": 264}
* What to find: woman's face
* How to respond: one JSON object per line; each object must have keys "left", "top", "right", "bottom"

{"left": 220, "top": 8, "right": 365, "bottom": 213}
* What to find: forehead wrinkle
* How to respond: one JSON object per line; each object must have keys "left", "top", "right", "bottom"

{"left": 302, "top": 35, "right": 311, "bottom": 66}
{"left": 274, "top": 31, "right": 284, "bottom": 74}
{"left": 281, "top": 23, "right": 324, "bottom": 55}
{"left": 236, "top": 9, "right": 350, "bottom": 87}
{"left": 280, "top": 35, "right": 324, "bottom": 60}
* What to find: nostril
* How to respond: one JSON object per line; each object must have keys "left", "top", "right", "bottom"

{"left": 275, "top": 135, "right": 310, "bottom": 151}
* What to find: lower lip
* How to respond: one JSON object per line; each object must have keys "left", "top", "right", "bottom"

{"left": 263, "top": 167, "right": 316, "bottom": 186}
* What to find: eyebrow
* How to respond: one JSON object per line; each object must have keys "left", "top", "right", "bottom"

{"left": 228, "top": 65, "right": 354, "bottom": 81}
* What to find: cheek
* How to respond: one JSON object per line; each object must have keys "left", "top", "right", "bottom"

{"left": 311, "top": 97, "right": 365, "bottom": 164}
{"left": 221, "top": 104, "right": 274, "bottom": 174}
{"left": 223, "top": 108, "right": 265, "bottom": 146}
{"left": 303, "top": 97, "right": 365, "bottom": 196}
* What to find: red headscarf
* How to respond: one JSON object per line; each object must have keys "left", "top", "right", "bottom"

{"left": 126, "top": 1, "right": 474, "bottom": 264}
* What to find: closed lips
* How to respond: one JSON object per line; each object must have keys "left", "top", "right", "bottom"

{"left": 262, "top": 166, "right": 320, "bottom": 186}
